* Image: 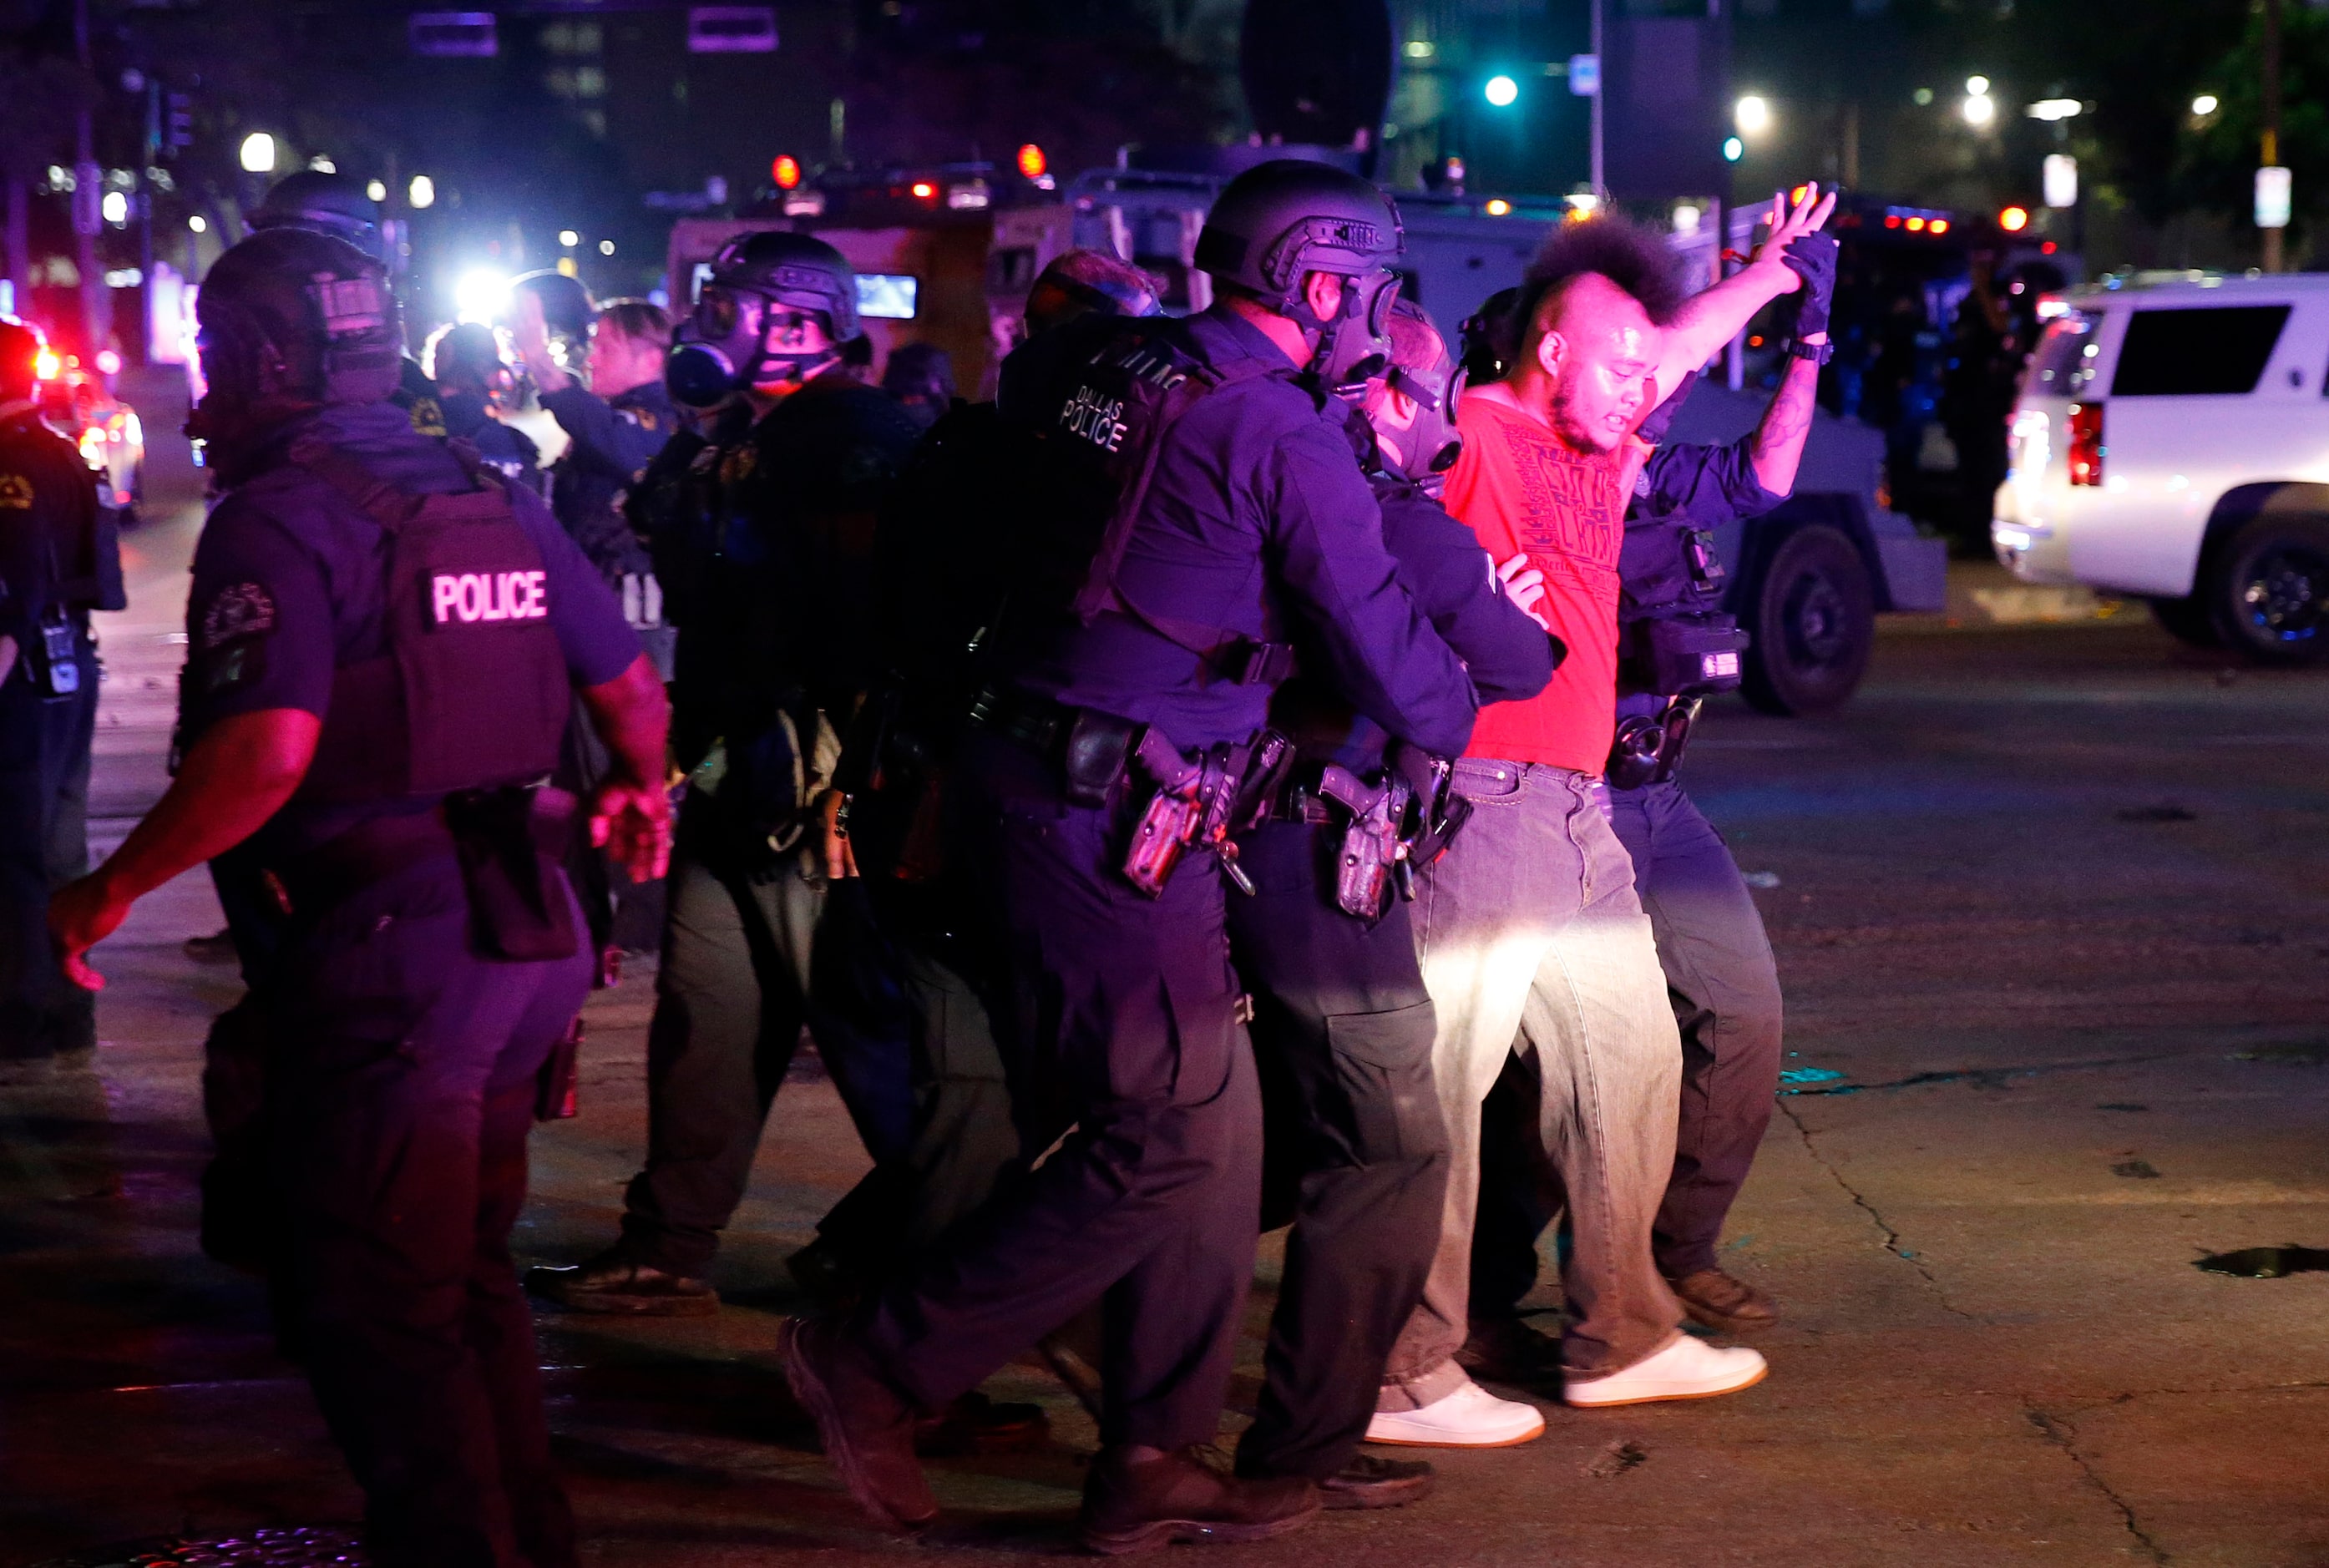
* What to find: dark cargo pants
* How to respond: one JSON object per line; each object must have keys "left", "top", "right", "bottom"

{"left": 1223, "top": 817, "right": 1447, "bottom": 1482}
{"left": 858, "top": 730, "right": 1262, "bottom": 1451}
{"left": 809, "top": 877, "right": 1019, "bottom": 1281}
{"left": 0, "top": 643, "right": 95, "bottom": 1060}
{"left": 266, "top": 857, "right": 591, "bottom": 1568}
{"left": 1471, "top": 775, "right": 1785, "bottom": 1314}
{"left": 616, "top": 792, "right": 915, "bottom": 1278}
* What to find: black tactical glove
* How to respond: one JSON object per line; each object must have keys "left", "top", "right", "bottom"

{"left": 1783, "top": 231, "right": 1838, "bottom": 339}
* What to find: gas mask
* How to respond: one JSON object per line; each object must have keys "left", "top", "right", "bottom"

{"left": 1304, "top": 267, "right": 1402, "bottom": 400}
{"left": 666, "top": 284, "right": 840, "bottom": 408}
{"left": 1385, "top": 357, "right": 1467, "bottom": 493}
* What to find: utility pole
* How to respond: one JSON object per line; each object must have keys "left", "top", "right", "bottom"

{"left": 71, "top": 0, "right": 109, "bottom": 362}
{"left": 2263, "top": 0, "right": 2285, "bottom": 273}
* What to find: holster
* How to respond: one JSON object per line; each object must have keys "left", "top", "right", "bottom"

{"left": 444, "top": 785, "right": 581, "bottom": 962}
{"left": 1317, "top": 762, "right": 1412, "bottom": 923}
{"left": 1121, "top": 726, "right": 1291, "bottom": 898}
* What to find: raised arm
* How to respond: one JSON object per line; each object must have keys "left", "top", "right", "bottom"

{"left": 1650, "top": 182, "right": 1837, "bottom": 403}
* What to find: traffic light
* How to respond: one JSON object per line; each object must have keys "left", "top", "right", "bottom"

{"left": 165, "top": 92, "right": 193, "bottom": 154}
{"left": 1999, "top": 205, "right": 2030, "bottom": 233}
{"left": 772, "top": 154, "right": 801, "bottom": 190}
{"left": 1015, "top": 143, "right": 1046, "bottom": 180}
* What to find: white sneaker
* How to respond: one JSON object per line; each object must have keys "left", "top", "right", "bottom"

{"left": 1365, "top": 1379, "right": 1547, "bottom": 1448}
{"left": 1562, "top": 1334, "right": 1768, "bottom": 1408}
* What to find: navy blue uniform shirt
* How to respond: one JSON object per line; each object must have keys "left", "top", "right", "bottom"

{"left": 1617, "top": 433, "right": 1780, "bottom": 721}
{"left": 0, "top": 407, "right": 100, "bottom": 650}
{"left": 181, "top": 402, "right": 638, "bottom": 856}
{"left": 1019, "top": 306, "right": 1476, "bottom": 758}
{"left": 1273, "top": 462, "right": 1555, "bottom": 771}
{"left": 438, "top": 389, "right": 544, "bottom": 496}
{"left": 543, "top": 378, "right": 676, "bottom": 580}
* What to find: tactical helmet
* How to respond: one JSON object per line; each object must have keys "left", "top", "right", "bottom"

{"left": 667, "top": 229, "right": 860, "bottom": 407}
{"left": 195, "top": 229, "right": 402, "bottom": 409}
{"left": 250, "top": 171, "right": 387, "bottom": 264}
{"left": 190, "top": 229, "right": 401, "bottom": 475}
{"left": 1194, "top": 159, "right": 1404, "bottom": 391}
{"left": 1380, "top": 297, "right": 1466, "bottom": 485}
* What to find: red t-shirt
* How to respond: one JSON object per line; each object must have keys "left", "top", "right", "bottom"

{"left": 1440, "top": 386, "right": 1634, "bottom": 774}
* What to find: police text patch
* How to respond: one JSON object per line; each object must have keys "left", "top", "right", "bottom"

{"left": 432, "top": 570, "right": 549, "bottom": 625}
{"left": 202, "top": 583, "right": 277, "bottom": 648}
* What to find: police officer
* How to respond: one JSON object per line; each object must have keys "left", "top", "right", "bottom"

{"left": 779, "top": 160, "right": 1478, "bottom": 1550}
{"left": 47, "top": 228, "right": 671, "bottom": 1568}
{"left": 529, "top": 232, "right": 926, "bottom": 1316}
{"left": 1466, "top": 229, "right": 1836, "bottom": 1364}
{"left": 878, "top": 341, "right": 956, "bottom": 430}
{"left": 1225, "top": 297, "right": 1557, "bottom": 1506}
{"left": 425, "top": 321, "right": 544, "bottom": 493}
{"left": 247, "top": 170, "right": 446, "bottom": 439}
{"left": 510, "top": 284, "right": 681, "bottom": 960}
{"left": 0, "top": 319, "right": 113, "bottom": 1067}
{"left": 510, "top": 285, "right": 678, "bottom": 677}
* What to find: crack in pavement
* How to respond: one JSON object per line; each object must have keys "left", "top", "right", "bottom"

{"left": 2026, "top": 1408, "right": 2170, "bottom": 1564}
{"left": 1779, "top": 1051, "right": 2184, "bottom": 1098}
{"left": 1777, "top": 1100, "right": 1977, "bottom": 1320}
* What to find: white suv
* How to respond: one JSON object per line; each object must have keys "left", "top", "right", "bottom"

{"left": 1991, "top": 271, "right": 2329, "bottom": 661}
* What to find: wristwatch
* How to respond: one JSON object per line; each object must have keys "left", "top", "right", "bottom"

{"left": 1788, "top": 338, "right": 1835, "bottom": 364}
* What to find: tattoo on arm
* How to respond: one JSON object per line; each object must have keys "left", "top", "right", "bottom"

{"left": 1750, "top": 356, "right": 1820, "bottom": 496}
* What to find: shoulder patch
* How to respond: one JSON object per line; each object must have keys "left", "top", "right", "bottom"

{"left": 0, "top": 473, "right": 33, "bottom": 509}
{"left": 201, "top": 583, "right": 277, "bottom": 649}
{"left": 719, "top": 444, "right": 757, "bottom": 485}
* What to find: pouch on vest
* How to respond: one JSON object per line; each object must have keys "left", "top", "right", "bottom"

{"left": 286, "top": 437, "right": 571, "bottom": 804}
{"left": 1618, "top": 521, "right": 1746, "bottom": 698}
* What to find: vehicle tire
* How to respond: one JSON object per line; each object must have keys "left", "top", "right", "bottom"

{"left": 1740, "top": 524, "right": 1876, "bottom": 716}
{"left": 2144, "top": 593, "right": 2220, "bottom": 650}
{"left": 2206, "top": 513, "right": 2329, "bottom": 665}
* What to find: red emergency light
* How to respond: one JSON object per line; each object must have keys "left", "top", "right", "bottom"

{"left": 910, "top": 180, "right": 937, "bottom": 200}
{"left": 772, "top": 155, "right": 802, "bottom": 190}
{"left": 1016, "top": 143, "right": 1047, "bottom": 180}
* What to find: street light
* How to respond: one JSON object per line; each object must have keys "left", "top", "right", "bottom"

{"left": 2193, "top": 94, "right": 2220, "bottom": 116}
{"left": 2026, "top": 99, "right": 2082, "bottom": 122}
{"left": 1723, "top": 136, "right": 1744, "bottom": 163}
{"left": 100, "top": 190, "right": 126, "bottom": 225}
{"left": 558, "top": 229, "right": 580, "bottom": 247}
{"left": 366, "top": 179, "right": 387, "bottom": 202}
{"left": 1484, "top": 74, "right": 1519, "bottom": 108}
{"left": 408, "top": 174, "right": 436, "bottom": 210}
{"left": 1963, "top": 93, "right": 1996, "bottom": 126}
{"left": 238, "top": 131, "right": 276, "bottom": 175}
{"left": 1734, "top": 94, "right": 1771, "bottom": 135}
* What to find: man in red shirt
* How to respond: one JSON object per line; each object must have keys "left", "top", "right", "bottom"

{"left": 1368, "top": 190, "right": 1835, "bottom": 1444}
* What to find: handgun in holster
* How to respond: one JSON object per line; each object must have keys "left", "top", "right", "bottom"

{"left": 1317, "top": 762, "right": 1413, "bottom": 922}
{"left": 1121, "top": 726, "right": 1293, "bottom": 898}
{"left": 1390, "top": 745, "right": 1474, "bottom": 898}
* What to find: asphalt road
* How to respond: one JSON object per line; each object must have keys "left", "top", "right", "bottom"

{"left": 3, "top": 390, "right": 2325, "bottom": 1566}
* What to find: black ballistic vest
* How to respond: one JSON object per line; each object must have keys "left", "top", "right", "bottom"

{"left": 286, "top": 436, "right": 571, "bottom": 803}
